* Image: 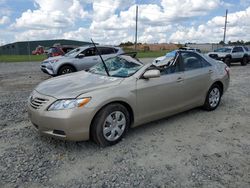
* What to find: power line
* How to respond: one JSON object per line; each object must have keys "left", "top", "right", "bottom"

{"left": 223, "top": 9, "right": 228, "bottom": 43}
{"left": 135, "top": 5, "right": 138, "bottom": 50}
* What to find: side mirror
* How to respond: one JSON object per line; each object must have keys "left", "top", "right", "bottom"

{"left": 143, "top": 69, "right": 160, "bottom": 79}
{"left": 77, "top": 53, "right": 85, "bottom": 58}
{"left": 232, "top": 50, "right": 237, "bottom": 53}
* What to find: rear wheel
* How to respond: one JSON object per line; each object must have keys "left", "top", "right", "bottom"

{"left": 224, "top": 57, "right": 231, "bottom": 67}
{"left": 91, "top": 103, "right": 130, "bottom": 147}
{"left": 241, "top": 56, "right": 248, "bottom": 66}
{"left": 58, "top": 65, "right": 75, "bottom": 75}
{"left": 203, "top": 84, "right": 222, "bottom": 111}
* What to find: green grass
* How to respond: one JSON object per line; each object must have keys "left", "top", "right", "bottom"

{"left": 0, "top": 55, "right": 47, "bottom": 62}
{"left": 0, "top": 50, "right": 169, "bottom": 62}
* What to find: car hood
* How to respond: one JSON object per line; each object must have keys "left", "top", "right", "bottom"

{"left": 208, "top": 52, "right": 229, "bottom": 57}
{"left": 35, "top": 71, "right": 123, "bottom": 99}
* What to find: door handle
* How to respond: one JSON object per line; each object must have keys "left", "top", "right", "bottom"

{"left": 177, "top": 77, "right": 184, "bottom": 82}
{"left": 93, "top": 58, "right": 98, "bottom": 60}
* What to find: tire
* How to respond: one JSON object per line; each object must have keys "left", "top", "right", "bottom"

{"left": 58, "top": 65, "right": 75, "bottom": 75}
{"left": 224, "top": 57, "right": 231, "bottom": 67}
{"left": 241, "top": 56, "right": 248, "bottom": 66}
{"left": 203, "top": 84, "right": 222, "bottom": 111}
{"left": 91, "top": 103, "right": 130, "bottom": 147}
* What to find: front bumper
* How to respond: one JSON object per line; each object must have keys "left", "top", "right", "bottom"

{"left": 27, "top": 91, "right": 95, "bottom": 141}
{"left": 209, "top": 54, "right": 225, "bottom": 61}
{"left": 41, "top": 62, "right": 56, "bottom": 76}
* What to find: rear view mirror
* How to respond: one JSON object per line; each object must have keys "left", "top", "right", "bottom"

{"left": 143, "top": 69, "right": 160, "bottom": 79}
{"left": 77, "top": 53, "right": 85, "bottom": 58}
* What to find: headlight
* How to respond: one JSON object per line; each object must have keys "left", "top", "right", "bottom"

{"left": 49, "top": 59, "right": 59, "bottom": 63}
{"left": 47, "top": 98, "right": 91, "bottom": 111}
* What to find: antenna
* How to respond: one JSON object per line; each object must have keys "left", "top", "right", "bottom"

{"left": 90, "top": 39, "right": 110, "bottom": 77}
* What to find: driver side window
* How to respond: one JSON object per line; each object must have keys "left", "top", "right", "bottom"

{"left": 160, "top": 55, "right": 181, "bottom": 75}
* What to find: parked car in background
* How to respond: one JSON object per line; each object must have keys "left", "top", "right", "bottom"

{"left": 32, "top": 46, "right": 45, "bottom": 55}
{"left": 46, "top": 46, "right": 65, "bottom": 58}
{"left": 207, "top": 46, "right": 250, "bottom": 66}
{"left": 29, "top": 50, "right": 230, "bottom": 146}
{"left": 41, "top": 45, "right": 124, "bottom": 76}
{"left": 153, "top": 50, "right": 177, "bottom": 68}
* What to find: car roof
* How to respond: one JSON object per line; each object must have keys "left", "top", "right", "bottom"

{"left": 117, "top": 55, "right": 143, "bottom": 65}
{"left": 77, "top": 45, "right": 120, "bottom": 50}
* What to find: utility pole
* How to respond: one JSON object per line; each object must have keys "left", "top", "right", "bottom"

{"left": 135, "top": 5, "right": 138, "bottom": 50}
{"left": 223, "top": 9, "right": 228, "bottom": 44}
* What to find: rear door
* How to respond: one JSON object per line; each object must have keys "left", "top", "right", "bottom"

{"left": 180, "top": 52, "right": 213, "bottom": 107}
{"left": 232, "top": 47, "right": 244, "bottom": 60}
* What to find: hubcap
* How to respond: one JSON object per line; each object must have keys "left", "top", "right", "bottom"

{"left": 62, "top": 68, "right": 72, "bottom": 74}
{"left": 209, "top": 87, "right": 220, "bottom": 108}
{"left": 103, "top": 111, "right": 126, "bottom": 141}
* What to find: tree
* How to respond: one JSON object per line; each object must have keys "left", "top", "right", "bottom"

{"left": 219, "top": 41, "right": 225, "bottom": 45}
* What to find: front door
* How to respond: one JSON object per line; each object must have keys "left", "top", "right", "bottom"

{"left": 135, "top": 56, "right": 185, "bottom": 124}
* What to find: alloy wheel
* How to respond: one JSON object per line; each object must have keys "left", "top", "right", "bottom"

{"left": 103, "top": 111, "right": 126, "bottom": 141}
{"left": 209, "top": 87, "right": 220, "bottom": 108}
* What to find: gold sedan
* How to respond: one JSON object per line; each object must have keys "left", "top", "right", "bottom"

{"left": 28, "top": 51, "right": 230, "bottom": 146}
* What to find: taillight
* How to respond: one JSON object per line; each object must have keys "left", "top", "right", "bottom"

{"left": 225, "top": 66, "right": 230, "bottom": 78}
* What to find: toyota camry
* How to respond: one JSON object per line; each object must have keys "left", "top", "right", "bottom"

{"left": 28, "top": 50, "right": 230, "bottom": 146}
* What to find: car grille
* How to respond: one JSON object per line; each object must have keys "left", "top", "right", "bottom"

{"left": 29, "top": 97, "right": 49, "bottom": 109}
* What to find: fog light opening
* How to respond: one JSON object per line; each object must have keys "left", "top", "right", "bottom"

{"left": 53, "top": 130, "right": 66, "bottom": 136}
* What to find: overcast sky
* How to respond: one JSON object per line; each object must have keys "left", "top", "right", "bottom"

{"left": 0, "top": 0, "right": 249, "bottom": 45}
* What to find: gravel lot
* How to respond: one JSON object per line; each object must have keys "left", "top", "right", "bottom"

{"left": 0, "top": 60, "right": 250, "bottom": 188}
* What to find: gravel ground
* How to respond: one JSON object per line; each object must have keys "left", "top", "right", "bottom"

{"left": 0, "top": 60, "right": 250, "bottom": 188}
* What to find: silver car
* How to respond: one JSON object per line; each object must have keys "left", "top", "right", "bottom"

{"left": 28, "top": 50, "right": 230, "bottom": 146}
{"left": 41, "top": 45, "right": 124, "bottom": 76}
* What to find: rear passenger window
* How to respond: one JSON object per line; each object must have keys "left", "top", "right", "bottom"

{"left": 244, "top": 47, "right": 249, "bottom": 51}
{"left": 99, "top": 47, "right": 115, "bottom": 55}
{"left": 233, "top": 47, "right": 244, "bottom": 52}
{"left": 181, "top": 52, "right": 211, "bottom": 71}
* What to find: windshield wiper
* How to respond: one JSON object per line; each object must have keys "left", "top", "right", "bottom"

{"left": 91, "top": 38, "right": 110, "bottom": 77}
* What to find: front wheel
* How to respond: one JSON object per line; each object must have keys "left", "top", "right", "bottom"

{"left": 58, "top": 65, "right": 75, "bottom": 75}
{"left": 241, "top": 56, "right": 248, "bottom": 66}
{"left": 203, "top": 84, "right": 222, "bottom": 111}
{"left": 91, "top": 103, "right": 130, "bottom": 147}
{"left": 224, "top": 57, "right": 231, "bottom": 67}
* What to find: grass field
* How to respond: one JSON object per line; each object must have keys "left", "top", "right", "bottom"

{"left": 0, "top": 50, "right": 169, "bottom": 62}
{"left": 0, "top": 55, "right": 47, "bottom": 62}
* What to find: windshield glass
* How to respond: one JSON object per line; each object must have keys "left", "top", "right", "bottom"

{"left": 89, "top": 56, "right": 142, "bottom": 78}
{"left": 214, "top": 48, "right": 232, "bottom": 53}
{"left": 64, "top": 48, "right": 81, "bottom": 57}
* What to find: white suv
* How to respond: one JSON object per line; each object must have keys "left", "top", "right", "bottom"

{"left": 208, "top": 46, "right": 250, "bottom": 66}
{"left": 41, "top": 45, "right": 124, "bottom": 76}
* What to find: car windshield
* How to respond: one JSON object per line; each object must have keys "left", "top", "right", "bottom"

{"left": 89, "top": 56, "right": 142, "bottom": 78}
{"left": 64, "top": 48, "right": 81, "bottom": 57}
{"left": 214, "top": 48, "right": 232, "bottom": 53}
